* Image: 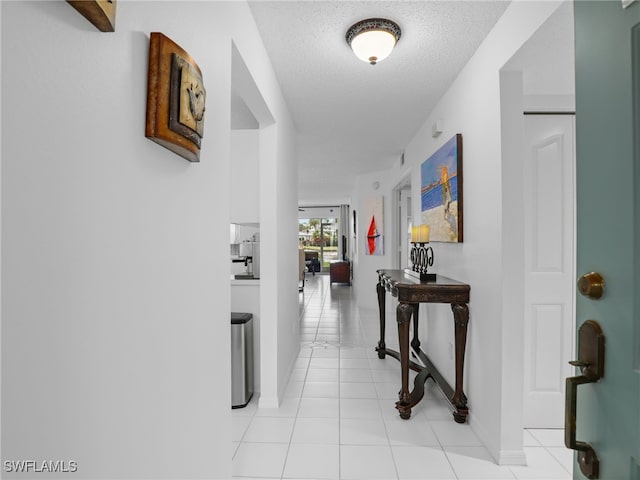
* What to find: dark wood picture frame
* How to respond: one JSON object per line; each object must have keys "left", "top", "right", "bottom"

{"left": 353, "top": 210, "right": 357, "bottom": 236}
{"left": 145, "top": 32, "right": 206, "bottom": 163}
{"left": 420, "top": 134, "right": 463, "bottom": 242}
{"left": 67, "top": 0, "right": 116, "bottom": 32}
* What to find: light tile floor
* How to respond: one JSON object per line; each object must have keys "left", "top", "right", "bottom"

{"left": 232, "top": 274, "right": 573, "bottom": 480}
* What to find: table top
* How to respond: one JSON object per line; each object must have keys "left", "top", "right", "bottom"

{"left": 377, "top": 269, "right": 470, "bottom": 304}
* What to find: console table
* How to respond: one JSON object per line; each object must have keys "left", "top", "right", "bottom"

{"left": 376, "top": 269, "right": 470, "bottom": 422}
{"left": 329, "top": 261, "right": 351, "bottom": 285}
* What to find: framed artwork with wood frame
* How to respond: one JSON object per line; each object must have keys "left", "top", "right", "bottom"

{"left": 420, "top": 134, "right": 463, "bottom": 242}
{"left": 67, "top": 0, "right": 116, "bottom": 32}
{"left": 145, "top": 32, "right": 206, "bottom": 163}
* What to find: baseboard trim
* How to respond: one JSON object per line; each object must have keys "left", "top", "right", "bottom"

{"left": 468, "top": 414, "right": 527, "bottom": 466}
{"left": 258, "top": 395, "right": 279, "bottom": 409}
{"left": 498, "top": 450, "right": 528, "bottom": 466}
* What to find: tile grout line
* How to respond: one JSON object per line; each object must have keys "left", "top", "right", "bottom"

{"left": 337, "top": 294, "right": 343, "bottom": 480}
{"left": 281, "top": 275, "right": 323, "bottom": 480}
{"left": 358, "top": 298, "right": 402, "bottom": 480}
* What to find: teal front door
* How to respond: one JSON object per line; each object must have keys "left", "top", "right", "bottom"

{"left": 573, "top": 1, "right": 640, "bottom": 479}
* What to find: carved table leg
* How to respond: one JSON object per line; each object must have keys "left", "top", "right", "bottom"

{"left": 395, "top": 302, "right": 413, "bottom": 419}
{"left": 376, "top": 281, "right": 386, "bottom": 358}
{"left": 451, "top": 303, "right": 470, "bottom": 423}
{"left": 411, "top": 303, "right": 420, "bottom": 350}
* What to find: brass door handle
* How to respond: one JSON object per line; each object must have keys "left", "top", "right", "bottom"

{"left": 564, "top": 320, "right": 604, "bottom": 479}
{"left": 565, "top": 375, "right": 599, "bottom": 479}
{"left": 577, "top": 272, "right": 605, "bottom": 299}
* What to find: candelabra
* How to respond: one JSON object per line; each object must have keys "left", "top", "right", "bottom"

{"left": 405, "top": 242, "right": 436, "bottom": 281}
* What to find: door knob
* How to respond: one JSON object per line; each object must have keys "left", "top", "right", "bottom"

{"left": 565, "top": 320, "right": 605, "bottom": 479}
{"left": 577, "top": 272, "right": 605, "bottom": 299}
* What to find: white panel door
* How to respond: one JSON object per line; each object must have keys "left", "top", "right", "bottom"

{"left": 523, "top": 114, "right": 575, "bottom": 428}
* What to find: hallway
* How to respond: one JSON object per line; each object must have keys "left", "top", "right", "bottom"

{"left": 232, "top": 275, "right": 572, "bottom": 479}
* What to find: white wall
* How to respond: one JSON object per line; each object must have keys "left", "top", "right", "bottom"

{"left": 230, "top": 130, "right": 260, "bottom": 224}
{"left": 353, "top": 171, "right": 408, "bottom": 311}
{"left": 351, "top": 0, "right": 565, "bottom": 464}
{"left": 257, "top": 119, "right": 300, "bottom": 408}
{"left": 1, "top": 1, "right": 298, "bottom": 477}
{"left": 274, "top": 119, "right": 300, "bottom": 402}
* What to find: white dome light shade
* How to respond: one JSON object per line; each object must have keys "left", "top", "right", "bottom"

{"left": 346, "top": 18, "right": 401, "bottom": 66}
{"left": 351, "top": 30, "right": 397, "bottom": 65}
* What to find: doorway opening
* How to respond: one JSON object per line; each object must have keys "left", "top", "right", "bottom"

{"left": 298, "top": 206, "right": 342, "bottom": 273}
{"left": 392, "top": 175, "right": 412, "bottom": 270}
{"left": 229, "top": 41, "right": 276, "bottom": 410}
{"left": 499, "top": 0, "right": 576, "bottom": 468}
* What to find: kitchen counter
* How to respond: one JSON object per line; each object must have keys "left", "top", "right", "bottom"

{"left": 230, "top": 275, "right": 260, "bottom": 286}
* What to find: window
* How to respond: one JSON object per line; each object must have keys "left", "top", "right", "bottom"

{"left": 299, "top": 216, "right": 339, "bottom": 271}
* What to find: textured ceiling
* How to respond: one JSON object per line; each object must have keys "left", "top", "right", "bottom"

{"left": 247, "top": 1, "right": 510, "bottom": 202}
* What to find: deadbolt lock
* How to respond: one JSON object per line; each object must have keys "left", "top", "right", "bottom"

{"left": 577, "top": 272, "right": 605, "bottom": 300}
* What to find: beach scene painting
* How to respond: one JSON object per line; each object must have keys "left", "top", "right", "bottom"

{"left": 421, "top": 134, "right": 463, "bottom": 242}
{"left": 364, "top": 196, "right": 384, "bottom": 255}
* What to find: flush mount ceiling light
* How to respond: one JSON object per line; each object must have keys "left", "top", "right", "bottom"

{"left": 345, "top": 18, "right": 401, "bottom": 65}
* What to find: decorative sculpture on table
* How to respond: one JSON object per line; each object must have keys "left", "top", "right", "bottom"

{"left": 406, "top": 224, "right": 435, "bottom": 281}
{"left": 146, "top": 32, "right": 206, "bottom": 163}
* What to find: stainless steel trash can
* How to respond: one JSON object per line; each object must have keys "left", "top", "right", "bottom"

{"left": 231, "top": 312, "right": 254, "bottom": 408}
